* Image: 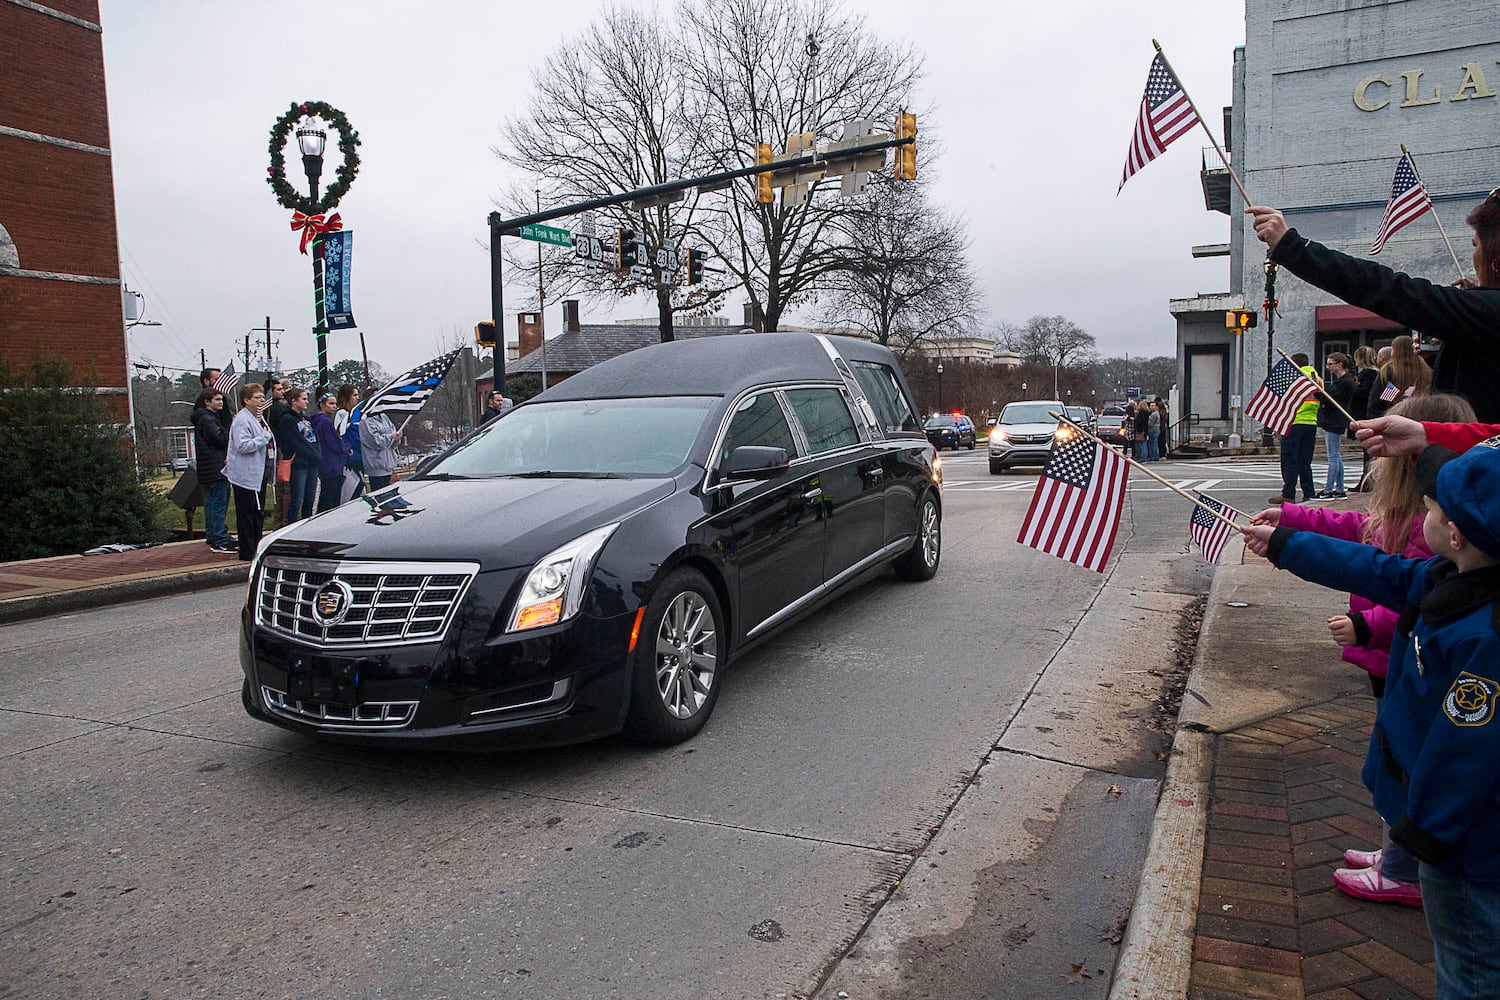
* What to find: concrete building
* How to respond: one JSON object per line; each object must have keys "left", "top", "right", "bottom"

{"left": 0, "top": 1, "right": 130, "bottom": 421}
{"left": 1172, "top": 2, "right": 1497, "bottom": 440}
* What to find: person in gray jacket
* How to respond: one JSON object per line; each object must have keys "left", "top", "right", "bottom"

{"left": 359, "top": 410, "right": 402, "bottom": 490}
{"left": 226, "top": 383, "right": 273, "bottom": 560}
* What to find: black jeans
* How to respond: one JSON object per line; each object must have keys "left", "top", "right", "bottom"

{"left": 1280, "top": 424, "right": 1317, "bottom": 500}
{"left": 232, "top": 483, "right": 264, "bottom": 561}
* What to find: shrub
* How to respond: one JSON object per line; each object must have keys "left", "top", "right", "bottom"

{"left": 0, "top": 360, "right": 169, "bottom": 560}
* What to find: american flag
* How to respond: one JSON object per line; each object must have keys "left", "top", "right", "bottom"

{"left": 1245, "top": 357, "right": 1321, "bottom": 437}
{"left": 1369, "top": 152, "right": 1433, "bottom": 254}
{"left": 1190, "top": 493, "right": 1239, "bottom": 564}
{"left": 211, "top": 360, "right": 239, "bottom": 398}
{"left": 1016, "top": 432, "right": 1129, "bottom": 574}
{"left": 359, "top": 349, "right": 461, "bottom": 427}
{"left": 1119, "top": 52, "right": 1202, "bottom": 192}
{"left": 1379, "top": 381, "right": 1401, "bottom": 403}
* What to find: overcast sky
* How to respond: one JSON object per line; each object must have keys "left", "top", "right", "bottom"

{"left": 101, "top": 1, "right": 1244, "bottom": 378}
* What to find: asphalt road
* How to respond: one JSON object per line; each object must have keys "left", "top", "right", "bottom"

{"left": 0, "top": 453, "right": 1290, "bottom": 999}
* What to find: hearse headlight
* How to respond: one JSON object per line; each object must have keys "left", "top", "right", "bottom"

{"left": 507, "top": 523, "right": 620, "bottom": 633}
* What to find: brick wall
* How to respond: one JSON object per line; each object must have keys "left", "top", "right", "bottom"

{"left": 0, "top": 0, "right": 127, "bottom": 422}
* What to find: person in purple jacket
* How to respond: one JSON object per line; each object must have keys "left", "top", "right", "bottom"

{"left": 311, "top": 393, "right": 347, "bottom": 513}
{"left": 1249, "top": 393, "right": 1475, "bottom": 906}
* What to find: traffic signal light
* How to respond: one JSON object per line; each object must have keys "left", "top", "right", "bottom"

{"left": 474, "top": 321, "right": 496, "bottom": 348}
{"left": 1224, "top": 309, "right": 1259, "bottom": 330}
{"left": 756, "top": 143, "right": 774, "bottom": 204}
{"left": 616, "top": 228, "right": 642, "bottom": 270}
{"left": 686, "top": 248, "right": 705, "bottom": 285}
{"left": 894, "top": 113, "right": 917, "bottom": 181}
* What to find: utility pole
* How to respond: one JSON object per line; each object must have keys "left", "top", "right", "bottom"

{"left": 244, "top": 333, "right": 252, "bottom": 374}
{"left": 254, "top": 316, "right": 285, "bottom": 371}
{"left": 200, "top": 348, "right": 207, "bottom": 371}
{"left": 1262, "top": 254, "right": 1278, "bottom": 449}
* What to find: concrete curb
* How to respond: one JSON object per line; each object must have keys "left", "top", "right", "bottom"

{"left": 0, "top": 564, "right": 249, "bottom": 625}
{"left": 1106, "top": 552, "right": 1243, "bottom": 999}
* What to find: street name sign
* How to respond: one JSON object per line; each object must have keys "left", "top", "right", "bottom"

{"left": 516, "top": 223, "right": 573, "bottom": 247}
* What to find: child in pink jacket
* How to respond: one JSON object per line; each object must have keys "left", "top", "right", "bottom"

{"left": 1248, "top": 393, "right": 1475, "bottom": 907}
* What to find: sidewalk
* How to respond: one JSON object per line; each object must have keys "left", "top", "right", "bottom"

{"left": 1112, "top": 535, "right": 1436, "bottom": 1000}
{"left": 0, "top": 539, "right": 248, "bottom": 624}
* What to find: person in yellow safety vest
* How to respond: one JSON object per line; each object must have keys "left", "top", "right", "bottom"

{"left": 1275, "top": 352, "right": 1323, "bottom": 504}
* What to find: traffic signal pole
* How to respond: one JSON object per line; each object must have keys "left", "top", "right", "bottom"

{"left": 485, "top": 133, "right": 914, "bottom": 379}
{"left": 487, "top": 134, "right": 912, "bottom": 238}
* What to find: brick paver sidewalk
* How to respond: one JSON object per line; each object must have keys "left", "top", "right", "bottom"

{"left": 1190, "top": 699, "right": 1435, "bottom": 1000}
{"left": 0, "top": 540, "right": 238, "bottom": 602}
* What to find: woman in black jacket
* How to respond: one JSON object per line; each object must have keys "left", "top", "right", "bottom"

{"left": 1247, "top": 196, "right": 1500, "bottom": 421}
{"left": 1350, "top": 345, "right": 1378, "bottom": 490}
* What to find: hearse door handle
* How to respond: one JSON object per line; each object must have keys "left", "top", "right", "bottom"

{"left": 863, "top": 468, "right": 884, "bottom": 483}
{"left": 803, "top": 487, "right": 823, "bottom": 500}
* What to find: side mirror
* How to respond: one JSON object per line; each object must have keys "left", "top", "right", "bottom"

{"left": 725, "top": 445, "right": 789, "bottom": 481}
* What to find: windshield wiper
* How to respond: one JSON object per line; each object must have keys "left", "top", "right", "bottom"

{"left": 507, "top": 470, "right": 621, "bottom": 479}
{"left": 417, "top": 472, "right": 475, "bottom": 480}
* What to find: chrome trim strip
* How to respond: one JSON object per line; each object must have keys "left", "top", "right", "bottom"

{"left": 468, "top": 679, "right": 572, "bottom": 718}
{"left": 745, "top": 537, "right": 910, "bottom": 639}
{"left": 261, "top": 687, "right": 419, "bottom": 731}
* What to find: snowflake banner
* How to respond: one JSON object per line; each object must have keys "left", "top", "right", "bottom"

{"left": 323, "top": 229, "right": 357, "bottom": 331}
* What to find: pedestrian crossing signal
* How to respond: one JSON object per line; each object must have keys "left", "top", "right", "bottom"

{"left": 1224, "top": 310, "right": 1258, "bottom": 330}
{"left": 474, "top": 321, "right": 497, "bottom": 348}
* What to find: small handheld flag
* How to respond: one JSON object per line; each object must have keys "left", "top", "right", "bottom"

{"left": 1190, "top": 493, "right": 1239, "bottom": 564}
{"left": 1119, "top": 52, "right": 1201, "bottom": 192}
{"left": 1245, "top": 357, "right": 1321, "bottom": 437}
{"left": 212, "top": 360, "right": 239, "bottom": 399}
{"left": 1379, "top": 381, "right": 1401, "bottom": 403}
{"left": 1016, "top": 431, "right": 1130, "bottom": 573}
{"left": 1370, "top": 151, "right": 1433, "bottom": 255}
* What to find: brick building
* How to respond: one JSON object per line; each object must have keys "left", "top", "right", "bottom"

{"left": 0, "top": 1, "right": 130, "bottom": 421}
{"left": 1171, "top": 2, "right": 1499, "bottom": 440}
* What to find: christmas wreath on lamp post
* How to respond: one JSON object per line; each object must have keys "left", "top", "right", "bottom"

{"left": 266, "top": 100, "right": 360, "bottom": 217}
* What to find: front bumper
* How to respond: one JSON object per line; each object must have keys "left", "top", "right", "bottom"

{"left": 239, "top": 600, "right": 639, "bottom": 749}
{"left": 988, "top": 439, "right": 1055, "bottom": 466}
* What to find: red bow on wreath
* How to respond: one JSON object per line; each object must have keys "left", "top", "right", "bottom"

{"left": 290, "top": 211, "right": 343, "bottom": 254}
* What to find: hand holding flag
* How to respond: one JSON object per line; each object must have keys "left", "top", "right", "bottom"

{"left": 1189, "top": 493, "right": 1241, "bottom": 564}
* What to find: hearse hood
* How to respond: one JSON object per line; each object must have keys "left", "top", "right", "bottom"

{"left": 261, "top": 476, "right": 676, "bottom": 570}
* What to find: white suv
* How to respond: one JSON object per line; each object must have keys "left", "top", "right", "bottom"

{"left": 988, "top": 400, "right": 1066, "bottom": 474}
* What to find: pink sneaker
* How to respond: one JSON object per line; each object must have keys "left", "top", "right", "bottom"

{"left": 1333, "top": 866, "right": 1423, "bottom": 907}
{"left": 1343, "top": 847, "right": 1382, "bottom": 869}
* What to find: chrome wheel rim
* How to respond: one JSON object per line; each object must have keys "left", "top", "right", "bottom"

{"left": 920, "top": 501, "right": 940, "bottom": 567}
{"left": 655, "top": 592, "right": 717, "bottom": 719}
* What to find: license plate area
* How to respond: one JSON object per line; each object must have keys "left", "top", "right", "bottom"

{"left": 285, "top": 652, "right": 360, "bottom": 707}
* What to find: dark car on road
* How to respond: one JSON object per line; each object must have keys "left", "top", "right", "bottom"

{"left": 924, "top": 412, "right": 976, "bottom": 450}
{"left": 240, "top": 333, "right": 942, "bottom": 748}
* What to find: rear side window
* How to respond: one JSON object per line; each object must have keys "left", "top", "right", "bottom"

{"left": 720, "top": 391, "right": 799, "bottom": 466}
{"left": 849, "top": 361, "right": 919, "bottom": 435}
{"left": 784, "top": 387, "right": 860, "bottom": 453}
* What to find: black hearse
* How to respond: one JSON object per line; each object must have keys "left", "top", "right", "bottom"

{"left": 240, "top": 333, "right": 941, "bottom": 747}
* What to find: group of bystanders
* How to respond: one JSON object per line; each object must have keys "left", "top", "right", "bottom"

{"left": 1230, "top": 196, "right": 1500, "bottom": 998}
{"left": 190, "top": 374, "right": 405, "bottom": 562}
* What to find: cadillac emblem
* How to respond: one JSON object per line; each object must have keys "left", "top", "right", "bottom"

{"left": 310, "top": 579, "right": 355, "bottom": 626}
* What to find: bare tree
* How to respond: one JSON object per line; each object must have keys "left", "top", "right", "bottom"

{"left": 815, "top": 176, "right": 979, "bottom": 352}
{"left": 993, "top": 315, "right": 1097, "bottom": 368}
{"left": 679, "top": 0, "right": 923, "bottom": 332}
{"left": 495, "top": 7, "right": 729, "bottom": 340}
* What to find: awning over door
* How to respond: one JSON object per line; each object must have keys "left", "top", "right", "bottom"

{"left": 1314, "top": 305, "right": 1405, "bottom": 332}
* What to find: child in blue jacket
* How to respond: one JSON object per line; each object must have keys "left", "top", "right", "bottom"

{"left": 1244, "top": 442, "right": 1500, "bottom": 1000}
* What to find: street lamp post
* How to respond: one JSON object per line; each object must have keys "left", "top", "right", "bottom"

{"left": 296, "top": 116, "right": 331, "bottom": 396}
{"left": 936, "top": 362, "right": 944, "bottom": 412}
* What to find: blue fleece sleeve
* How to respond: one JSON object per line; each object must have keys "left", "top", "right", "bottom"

{"left": 1392, "top": 633, "right": 1500, "bottom": 864}
{"left": 1275, "top": 530, "right": 1426, "bottom": 612}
